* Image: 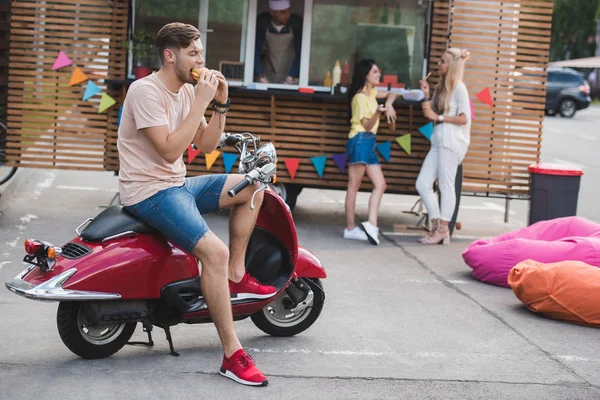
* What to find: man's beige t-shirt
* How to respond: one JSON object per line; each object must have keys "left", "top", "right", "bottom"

{"left": 118, "top": 73, "right": 197, "bottom": 206}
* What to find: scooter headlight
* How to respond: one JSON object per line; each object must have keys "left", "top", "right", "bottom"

{"left": 255, "top": 142, "right": 277, "bottom": 167}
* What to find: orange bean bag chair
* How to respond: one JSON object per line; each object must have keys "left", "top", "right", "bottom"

{"left": 508, "top": 259, "right": 600, "bottom": 327}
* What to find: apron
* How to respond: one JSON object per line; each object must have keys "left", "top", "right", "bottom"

{"left": 263, "top": 28, "right": 295, "bottom": 84}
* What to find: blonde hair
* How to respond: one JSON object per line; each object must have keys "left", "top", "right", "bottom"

{"left": 434, "top": 48, "right": 470, "bottom": 114}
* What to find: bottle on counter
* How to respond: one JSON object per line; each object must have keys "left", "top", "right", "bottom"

{"left": 332, "top": 60, "right": 342, "bottom": 87}
{"left": 323, "top": 70, "right": 332, "bottom": 87}
{"left": 341, "top": 61, "right": 350, "bottom": 86}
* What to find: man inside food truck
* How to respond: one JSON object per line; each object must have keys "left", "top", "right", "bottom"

{"left": 254, "top": 0, "right": 303, "bottom": 84}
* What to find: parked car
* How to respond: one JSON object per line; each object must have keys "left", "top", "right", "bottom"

{"left": 545, "top": 68, "right": 591, "bottom": 118}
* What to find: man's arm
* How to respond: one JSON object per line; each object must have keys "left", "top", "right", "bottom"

{"left": 142, "top": 98, "right": 210, "bottom": 164}
{"left": 192, "top": 111, "right": 226, "bottom": 153}
{"left": 288, "top": 14, "right": 303, "bottom": 78}
{"left": 142, "top": 70, "right": 219, "bottom": 163}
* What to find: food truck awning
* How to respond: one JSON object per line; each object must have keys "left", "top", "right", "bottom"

{"left": 549, "top": 57, "right": 600, "bottom": 69}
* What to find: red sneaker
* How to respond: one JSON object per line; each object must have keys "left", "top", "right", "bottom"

{"left": 229, "top": 273, "right": 277, "bottom": 300}
{"left": 220, "top": 349, "right": 268, "bottom": 386}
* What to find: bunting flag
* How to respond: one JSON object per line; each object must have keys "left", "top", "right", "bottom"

{"left": 396, "top": 134, "right": 411, "bottom": 156}
{"left": 51, "top": 51, "right": 72, "bottom": 70}
{"left": 117, "top": 106, "right": 123, "bottom": 126}
{"left": 311, "top": 155, "right": 327, "bottom": 178}
{"left": 98, "top": 93, "right": 116, "bottom": 113}
{"left": 68, "top": 67, "right": 88, "bottom": 86}
{"left": 187, "top": 144, "right": 200, "bottom": 164}
{"left": 284, "top": 158, "right": 300, "bottom": 179}
{"left": 205, "top": 150, "right": 221, "bottom": 170}
{"left": 222, "top": 152, "right": 239, "bottom": 174}
{"left": 82, "top": 80, "right": 101, "bottom": 101}
{"left": 331, "top": 153, "right": 347, "bottom": 174}
{"left": 476, "top": 87, "right": 493, "bottom": 107}
{"left": 469, "top": 99, "right": 476, "bottom": 120}
{"left": 376, "top": 141, "right": 391, "bottom": 163}
{"left": 418, "top": 122, "right": 433, "bottom": 141}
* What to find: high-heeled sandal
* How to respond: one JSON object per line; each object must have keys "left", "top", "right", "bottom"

{"left": 418, "top": 218, "right": 439, "bottom": 243}
{"left": 420, "top": 225, "right": 450, "bottom": 245}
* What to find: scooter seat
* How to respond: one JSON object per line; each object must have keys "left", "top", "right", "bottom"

{"left": 80, "top": 205, "right": 157, "bottom": 242}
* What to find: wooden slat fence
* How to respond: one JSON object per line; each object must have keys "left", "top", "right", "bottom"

{"left": 5, "top": 0, "right": 127, "bottom": 171}
{"left": 448, "top": 0, "right": 553, "bottom": 197}
{"left": 0, "top": 0, "right": 11, "bottom": 117}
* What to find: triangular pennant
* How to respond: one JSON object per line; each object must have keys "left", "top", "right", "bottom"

{"left": 331, "top": 153, "right": 347, "bottom": 174}
{"left": 52, "top": 51, "right": 72, "bottom": 70}
{"left": 469, "top": 99, "right": 476, "bottom": 120}
{"left": 98, "top": 93, "right": 117, "bottom": 113}
{"left": 418, "top": 122, "right": 433, "bottom": 141}
{"left": 311, "top": 155, "right": 327, "bottom": 178}
{"left": 396, "top": 134, "right": 411, "bottom": 156}
{"left": 205, "top": 150, "right": 221, "bottom": 170}
{"left": 82, "top": 80, "right": 101, "bottom": 101}
{"left": 187, "top": 144, "right": 201, "bottom": 164}
{"left": 117, "top": 106, "right": 123, "bottom": 126}
{"left": 284, "top": 158, "right": 300, "bottom": 179}
{"left": 476, "top": 87, "right": 493, "bottom": 107}
{"left": 68, "top": 67, "right": 88, "bottom": 86}
{"left": 222, "top": 152, "right": 239, "bottom": 174}
{"left": 376, "top": 141, "right": 392, "bottom": 163}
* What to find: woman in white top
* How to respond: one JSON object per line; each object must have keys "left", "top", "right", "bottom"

{"left": 416, "top": 48, "right": 471, "bottom": 245}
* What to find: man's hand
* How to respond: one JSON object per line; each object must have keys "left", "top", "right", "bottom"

{"left": 210, "top": 70, "right": 229, "bottom": 103}
{"left": 194, "top": 68, "right": 219, "bottom": 104}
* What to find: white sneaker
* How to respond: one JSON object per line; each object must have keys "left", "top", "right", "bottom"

{"left": 343, "top": 227, "right": 368, "bottom": 241}
{"left": 361, "top": 221, "right": 380, "bottom": 245}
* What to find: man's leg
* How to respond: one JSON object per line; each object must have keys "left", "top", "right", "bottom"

{"left": 219, "top": 175, "right": 264, "bottom": 283}
{"left": 190, "top": 232, "right": 241, "bottom": 357}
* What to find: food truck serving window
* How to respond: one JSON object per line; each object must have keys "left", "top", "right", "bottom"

{"left": 309, "top": 0, "right": 429, "bottom": 90}
{"left": 129, "top": 0, "right": 429, "bottom": 91}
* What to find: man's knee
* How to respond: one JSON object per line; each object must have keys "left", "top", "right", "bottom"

{"left": 192, "top": 234, "right": 229, "bottom": 274}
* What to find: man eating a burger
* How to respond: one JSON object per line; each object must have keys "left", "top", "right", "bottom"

{"left": 117, "top": 22, "right": 275, "bottom": 387}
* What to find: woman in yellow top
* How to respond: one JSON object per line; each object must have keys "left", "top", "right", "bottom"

{"left": 344, "top": 59, "right": 397, "bottom": 245}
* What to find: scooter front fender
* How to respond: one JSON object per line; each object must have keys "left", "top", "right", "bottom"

{"left": 294, "top": 246, "right": 327, "bottom": 279}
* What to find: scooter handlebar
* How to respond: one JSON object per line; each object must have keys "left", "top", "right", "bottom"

{"left": 227, "top": 176, "right": 253, "bottom": 197}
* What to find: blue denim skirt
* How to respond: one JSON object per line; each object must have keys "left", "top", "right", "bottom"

{"left": 347, "top": 132, "right": 380, "bottom": 165}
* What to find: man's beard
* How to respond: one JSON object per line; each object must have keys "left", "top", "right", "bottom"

{"left": 175, "top": 61, "right": 195, "bottom": 84}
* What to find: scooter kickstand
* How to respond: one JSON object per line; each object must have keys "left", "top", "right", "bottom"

{"left": 163, "top": 325, "right": 179, "bottom": 357}
{"left": 127, "top": 322, "right": 154, "bottom": 348}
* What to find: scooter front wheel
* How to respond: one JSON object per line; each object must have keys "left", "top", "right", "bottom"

{"left": 57, "top": 302, "right": 137, "bottom": 359}
{"left": 251, "top": 278, "right": 324, "bottom": 337}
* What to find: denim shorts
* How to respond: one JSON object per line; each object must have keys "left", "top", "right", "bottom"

{"left": 347, "top": 132, "right": 380, "bottom": 165}
{"left": 124, "top": 174, "right": 228, "bottom": 253}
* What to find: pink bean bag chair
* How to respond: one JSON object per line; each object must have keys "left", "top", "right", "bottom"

{"left": 462, "top": 217, "right": 600, "bottom": 287}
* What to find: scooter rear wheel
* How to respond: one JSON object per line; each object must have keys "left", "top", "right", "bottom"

{"left": 57, "top": 302, "right": 137, "bottom": 359}
{"left": 251, "top": 278, "right": 324, "bottom": 337}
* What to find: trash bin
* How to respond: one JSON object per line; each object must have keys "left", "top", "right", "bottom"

{"left": 528, "top": 163, "right": 583, "bottom": 225}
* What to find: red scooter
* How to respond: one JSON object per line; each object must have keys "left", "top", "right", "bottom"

{"left": 5, "top": 133, "right": 326, "bottom": 359}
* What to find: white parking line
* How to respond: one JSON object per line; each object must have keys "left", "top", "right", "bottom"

{"left": 246, "top": 347, "right": 384, "bottom": 357}
{"left": 56, "top": 185, "right": 118, "bottom": 193}
{"left": 382, "top": 231, "right": 481, "bottom": 240}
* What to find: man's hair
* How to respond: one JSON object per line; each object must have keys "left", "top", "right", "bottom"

{"left": 155, "top": 23, "right": 201, "bottom": 63}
